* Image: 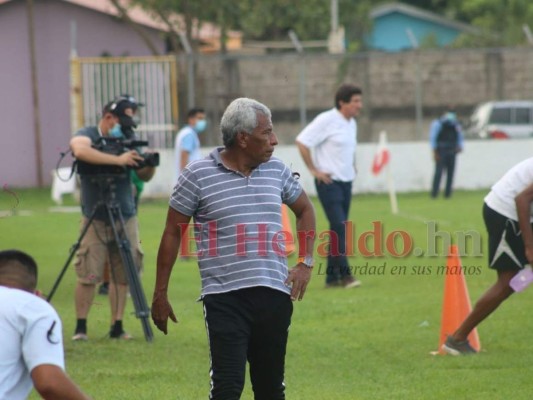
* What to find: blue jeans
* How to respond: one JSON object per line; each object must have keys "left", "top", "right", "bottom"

{"left": 315, "top": 180, "right": 353, "bottom": 284}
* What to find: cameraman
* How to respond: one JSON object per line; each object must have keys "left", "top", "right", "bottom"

{"left": 70, "top": 97, "right": 155, "bottom": 340}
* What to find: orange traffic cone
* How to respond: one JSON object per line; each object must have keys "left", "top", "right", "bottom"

{"left": 281, "top": 204, "right": 295, "bottom": 255}
{"left": 437, "top": 245, "right": 481, "bottom": 354}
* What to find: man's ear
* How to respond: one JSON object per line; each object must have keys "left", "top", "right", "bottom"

{"left": 103, "top": 113, "right": 115, "bottom": 125}
{"left": 236, "top": 131, "right": 248, "bottom": 148}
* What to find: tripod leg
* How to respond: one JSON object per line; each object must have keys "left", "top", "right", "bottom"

{"left": 47, "top": 209, "right": 99, "bottom": 303}
{"left": 105, "top": 205, "right": 153, "bottom": 342}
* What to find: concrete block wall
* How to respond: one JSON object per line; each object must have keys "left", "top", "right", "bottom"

{"left": 178, "top": 47, "right": 533, "bottom": 147}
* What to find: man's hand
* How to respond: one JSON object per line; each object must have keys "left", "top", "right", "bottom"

{"left": 313, "top": 170, "right": 332, "bottom": 184}
{"left": 151, "top": 292, "right": 178, "bottom": 335}
{"left": 433, "top": 150, "right": 440, "bottom": 162}
{"left": 296, "top": 141, "right": 332, "bottom": 185}
{"left": 285, "top": 264, "right": 312, "bottom": 301}
{"left": 118, "top": 150, "right": 144, "bottom": 167}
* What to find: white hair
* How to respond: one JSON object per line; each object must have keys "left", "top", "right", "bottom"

{"left": 220, "top": 98, "right": 271, "bottom": 147}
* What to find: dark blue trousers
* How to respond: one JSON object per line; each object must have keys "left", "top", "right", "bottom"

{"left": 431, "top": 148, "right": 457, "bottom": 198}
{"left": 315, "top": 180, "right": 353, "bottom": 284}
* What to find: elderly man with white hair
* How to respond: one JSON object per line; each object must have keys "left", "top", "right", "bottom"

{"left": 152, "top": 98, "right": 316, "bottom": 400}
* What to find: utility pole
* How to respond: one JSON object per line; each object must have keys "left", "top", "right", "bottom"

{"left": 178, "top": 31, "right": 195, "bottom": 110}
{"left": 289, "top": 30, "right": 307, "bottom": 129}
{"left": 331, "top": 0, "right": 338, "bottom": 32}
{"left": 406, "top": 28, "right": 423, "bottom": 140}
{"left": 328, "top": 0, "right": 344, "bottom": 54}
{"left": 523, "top": 24, "right": 533, "bottom": 45}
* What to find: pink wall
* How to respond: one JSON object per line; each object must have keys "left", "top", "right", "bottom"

{"left": 0, "top": 1, "right": 36, "bottom": 187}
{"left": 0, "top": 0, "right": 166, "bottom": 187}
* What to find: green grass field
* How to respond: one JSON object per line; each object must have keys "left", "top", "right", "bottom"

{"left": 2, "top": 188, "right": 533, "bottom": 399}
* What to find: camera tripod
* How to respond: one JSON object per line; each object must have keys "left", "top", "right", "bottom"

{"left": 47, "top": 177, "right": 153, "bottom": 342}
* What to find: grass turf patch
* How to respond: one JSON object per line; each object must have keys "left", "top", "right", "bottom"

{"left": 1, "top": 188, "right": 533, "bottom": 399}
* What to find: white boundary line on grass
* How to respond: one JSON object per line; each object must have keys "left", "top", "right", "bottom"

{"left": 48, "top": 206, "right": 80, "bottom": 213}
{"left": 395, "top": 212, "right": 452, "bottom": 226}
{"left": 0, "top": 210, "right": 33, "bottom": 217}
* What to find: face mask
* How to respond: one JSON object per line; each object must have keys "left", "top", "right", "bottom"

{"left": 445, "top": 112, "right": 457, "bottom": 122}
{"left": 194, "top": 119, "right": 207, "bottom": 133}
{"left": 109, "top": 123, "right": 123, "bottom": 138}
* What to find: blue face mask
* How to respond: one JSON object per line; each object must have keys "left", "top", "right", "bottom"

{"left": 109, "top": 123, "right": 123, "bottom": 138}
{"left": 194, "top": 119, "right": 207, "bottom": 133}
{"left": 445, "top": 112, "right": 457, "bottom": 122}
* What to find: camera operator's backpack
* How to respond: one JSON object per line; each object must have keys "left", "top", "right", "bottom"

{"left": 436, "top": 119, "right": 458, "bottom": 147}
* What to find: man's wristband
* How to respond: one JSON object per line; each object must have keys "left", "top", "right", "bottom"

{"left": 297, "top": 256, "right": 314, "bottom": 268}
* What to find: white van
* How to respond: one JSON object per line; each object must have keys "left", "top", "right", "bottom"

{"left": 466, "top": 101, "right": 533, "bottom": 139}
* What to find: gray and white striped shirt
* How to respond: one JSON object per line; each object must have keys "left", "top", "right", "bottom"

{"left": 170, "top": 147, "right": 303, "bottom": 296}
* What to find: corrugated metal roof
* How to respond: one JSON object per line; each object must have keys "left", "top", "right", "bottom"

{"left": 370, "top": 2, "right": 478, "bottom": 34}
{"left": 0, "top": 0, "right": 242, "bottom": 41}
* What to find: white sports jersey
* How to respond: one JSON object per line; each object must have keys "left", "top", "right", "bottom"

{"left": 485, "top": 157, "right": 533, "bottom": 221}
{"left": 0, "top": 287, "right": 64, "bottom": 400}
{"left": 296, "top": 108, "right": 357, "bottom": 182}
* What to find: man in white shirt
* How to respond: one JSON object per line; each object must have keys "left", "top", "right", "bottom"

{"left": 442, "top": 157, "right": 533, "bottom": 355}
{"left": 0, "top": 249, "right": 91, "bottom": 400}
{"left": 174, "top": 108, "right": 207, "bottom": 185}
{"left": 296, "top": 84, "right": 363, "bottom": 288}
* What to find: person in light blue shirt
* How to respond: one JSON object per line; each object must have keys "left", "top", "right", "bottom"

{"left": 429, "top": 108, "right": 464, "bottom": 198}
{"left": 174, "top": 108, "right": 207, "bottom": 185}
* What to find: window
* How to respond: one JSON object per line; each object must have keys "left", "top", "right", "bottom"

{"left": 514, "top": 107, "right": 531, "bottom": 124}
{"left": 489, "top": 108, "right": 511, "bottom": 124}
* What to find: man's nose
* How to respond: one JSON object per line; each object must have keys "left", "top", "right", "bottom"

{"left": 270, "top": 132, "right": 279, "bottom": 146}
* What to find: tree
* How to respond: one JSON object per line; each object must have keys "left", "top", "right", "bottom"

{"left": 132, "top": 0, "right": 213, "bottom": 52}
{"left": 110, "top": 0, "right": 161, "bottom": 55}
{"left": 456, "top": 0, "right": 533, "bottom": 46}
{"left": 236, "top": 0, "right": 379, "bottom": 49}
{"left": 132, "top": 0, "right": 533, "bottom": 52}
{"left": 133, "top": 0, "right": 384, "bottom": 52}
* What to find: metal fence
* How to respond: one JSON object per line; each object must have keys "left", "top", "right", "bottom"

{"left": 70, "top": 56, "right": 178, "bottom": 148}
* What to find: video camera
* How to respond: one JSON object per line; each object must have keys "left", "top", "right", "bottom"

{"left": 76, "top": 137, "right": 160, "bottom": 176}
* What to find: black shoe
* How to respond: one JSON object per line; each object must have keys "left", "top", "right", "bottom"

{"left": 109, "top": 330, "right": 133, "bottom": 340}
{"left": 441, "top": 335, "right": 477, "bottom": 355}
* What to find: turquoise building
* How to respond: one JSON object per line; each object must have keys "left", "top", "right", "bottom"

{"left": 367, "top": 3, "right": 477, "bottom": 51}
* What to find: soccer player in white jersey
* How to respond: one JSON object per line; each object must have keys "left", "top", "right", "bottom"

{"left": 443, "top": 158, "right": 533, "bottom": 355}
{"left": 0, "top": 249, "right": 91, "bottom": 399}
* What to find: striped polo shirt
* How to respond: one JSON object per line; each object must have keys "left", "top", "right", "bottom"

{"left": 169, "top": 147, "right": 303, "bottom": 296}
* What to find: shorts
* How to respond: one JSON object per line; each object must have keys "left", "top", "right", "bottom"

{"left": 74, "top": 216, "right": 143, "bottom": 285}
{"left": 483, "top": 203, "right": 529, "bottom": 271}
